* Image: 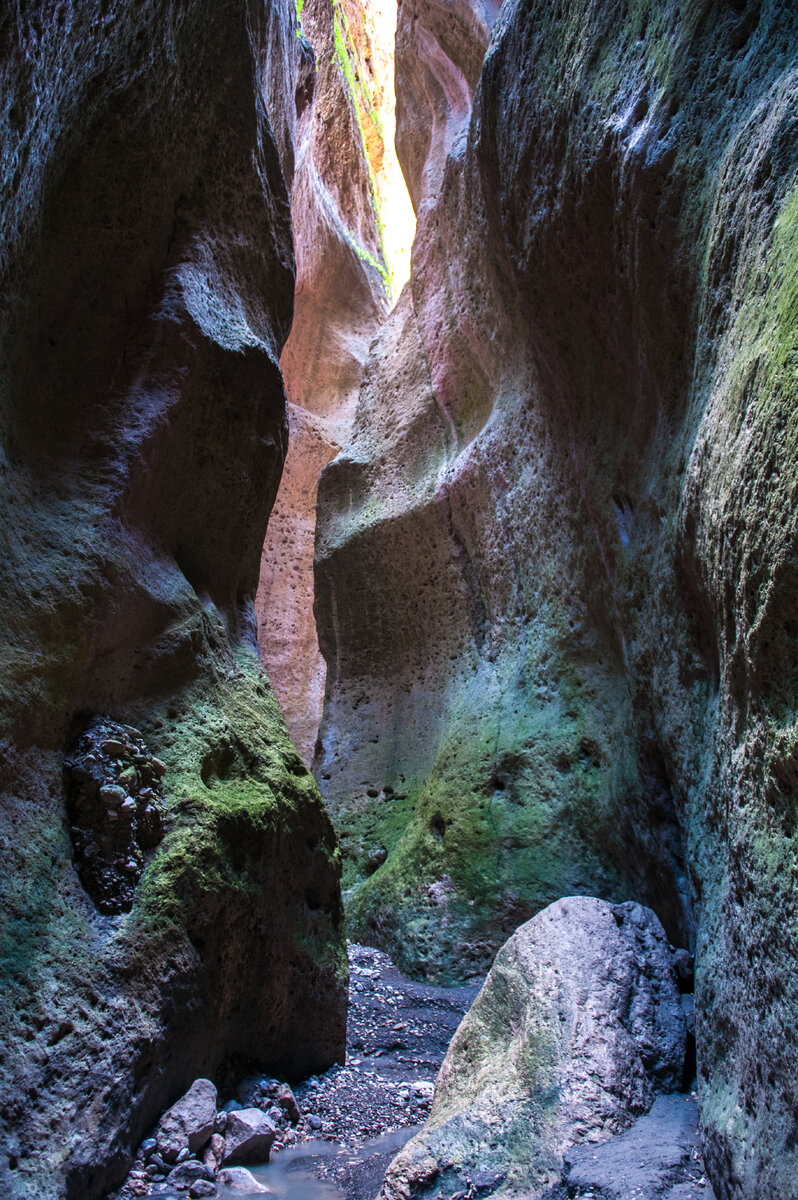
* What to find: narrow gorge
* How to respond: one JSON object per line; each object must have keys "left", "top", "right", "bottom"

{"left": 1, "top": 2, "right": 797, "bottom": 1200}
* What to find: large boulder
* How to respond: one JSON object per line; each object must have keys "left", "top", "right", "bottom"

{"left": 382, "top": 897, "right": 685, "bottom": 1200}
{"left": 0, "top": 2, "right": 346, "bottom": 1198}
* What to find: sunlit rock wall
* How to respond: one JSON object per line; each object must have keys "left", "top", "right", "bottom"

{"left": 0, "top": 3, "right": 346, "bottom": 1198}
{"left": 316, "top": 5, "right": 798, "bottom": 1194}
{"left": 256, "top": 0, "right": 414, "bottom": 764}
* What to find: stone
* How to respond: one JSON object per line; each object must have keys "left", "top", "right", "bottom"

{"left": 166, "top": 1160, "right": 214, "bottom": 1190}
{"left": 216, "top": 1167, "right": 270, "bottom": 1193}
{"left": 275, "top": 1083, "right": 300, "bottom": 1124}
{"left": 213, "top": 1112, "right": 227, "bottom": 1134}
{"left": 164, "top": 1161, "right": 211, "bottom": 1190}
{"left": 563, "top": 1094, "right": 715, "bottom": 1200}
{"left": 157, "top": 1080, "right": 217, "bottom": 1162}
{"left": 202, "top": 1134, "right": 226, "bottom": 1175}
{"left": 381, "top": 898, "right": 685, "bottom": 1200}
{"left": 189, "top": 1183, "right": 217, "bottom": 1199}
{"left": 221, "top": 1109, "right": 277, "bottom": 1166}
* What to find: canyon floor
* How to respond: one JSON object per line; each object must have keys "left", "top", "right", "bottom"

{"left": 213, "top": 944, "right": 715, "bottom": 1200}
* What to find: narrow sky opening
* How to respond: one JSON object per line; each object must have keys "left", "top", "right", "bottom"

{"left": 363, "top": 0, "right": 416, "bottom": 301}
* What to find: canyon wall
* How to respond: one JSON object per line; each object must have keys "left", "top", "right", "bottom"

{"left": 256, "top": 0, "right": 413, "bottom": 764}
{"left": 314, "top": 2, "right": 798, "bottom": 1195}
{"left": 0, "top": 3, "right": 346, "bottom": 1198}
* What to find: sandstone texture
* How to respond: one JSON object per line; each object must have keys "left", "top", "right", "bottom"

{"left": 380, "top": 897, "right": 685, "bottom": 1200}
{"left": 256, "top": 0, "right": 412, "bottom": 763}
{"left": 0, "top": 3, "right": 346, "bottom": 1198}
{"left": 313, "top": 2, "right": 798, "bottom": 1195}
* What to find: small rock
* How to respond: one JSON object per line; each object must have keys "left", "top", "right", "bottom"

{"left": 221, "top": 1108, "right": 276, "bottom": 1165}
{"left": 100, "top": 784, "right": 127, "bottom": 806}
{"left": 189, "top": 1182, "right": 217, "bottom": 1199}
{"left": 216, "top": 1166, "right": 270, "bottom": 1193}
{"left": 176, "top": 1148, "right": 190, "bottom": 1164}
{"left": 141, "top": 1138, "right": 158, "bottom": 1158}
{"left": 276, "top": 1082, "right": 301, "bottom": 1124}
{"left": 203, "top": 1133, "right": 225, "bottom": 1174}
{"left": 166, "top": 1159, "right": 214, "bottom": 1189}
{"left": 306, "top": 1113, "right": 322, "bottom": 1130}
{"left": 213, "top": 1111, "right": 227, "bottom": 1134}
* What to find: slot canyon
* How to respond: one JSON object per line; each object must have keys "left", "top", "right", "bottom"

{"left": 1, "top": 2, "right": 797, "bottom": 1200}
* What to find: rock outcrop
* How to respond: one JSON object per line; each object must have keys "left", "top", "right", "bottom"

{"left": 0, "top": 3, "right": 346, "bottom": 1198}
{"left": 381, "top": 897, "right": 686, "bottom": 1200}
{"left": 312, "top": 1, "right": 798, "bottom": 1194}
{"left": 256, "top": 0, "right": 414, "bottom": 763}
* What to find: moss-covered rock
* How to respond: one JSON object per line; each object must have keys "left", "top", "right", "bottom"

{"left": 0, "top": 3, "right": 346, "bottom": 1198}
{"left": 380, "top": 897, "right": 686, "bottom": 1200}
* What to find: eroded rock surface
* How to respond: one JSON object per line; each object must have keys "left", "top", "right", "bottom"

{"left": 256, "top": 0, "right": 412, "bottom": 763}
{"left": 0, "top": 3, "right": 346, "bottom": 1198}
{"left": 64, "top": 719, "right": 167, "bottom": 915}
{"left": 313, "top": 4, "right": 798, "bottom": 1192}
{"left": 380, "top": 897, "right": 686, "bottom": 1200}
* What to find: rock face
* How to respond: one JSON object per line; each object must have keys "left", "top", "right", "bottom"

{"left": 0, "top": 3, "right": 346, "bottom": 1198}
{"left": 313, "top": 1, "right": 798, "bottom": 1193}
{"left": 381, "top": 897, "right": 685, "bottom": 1200}
{"left": 256, "top": 0, "right": 414, "bottom": 763}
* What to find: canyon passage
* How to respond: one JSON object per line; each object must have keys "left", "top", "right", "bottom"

{"left": 1, "top": 1, "right": 798, "bottom": 1199}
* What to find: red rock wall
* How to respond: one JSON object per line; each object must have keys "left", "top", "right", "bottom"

{"left": 256, "top": 0, "right": 409, "bottom": 763}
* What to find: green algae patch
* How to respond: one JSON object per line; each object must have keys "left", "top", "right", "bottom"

{"left": 341, "top": 666, "right": 631, "bottom": 983}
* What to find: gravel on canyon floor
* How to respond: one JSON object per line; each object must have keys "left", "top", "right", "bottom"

{"left": 111, "top": 941, "right": 713, "bottom": 1200}
{"left": 109, "top": 943, "right": 479, "bottom": 1200}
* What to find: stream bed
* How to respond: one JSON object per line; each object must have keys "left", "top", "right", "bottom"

{"left": 216, "top": 1129, "right": 419, "bottom": 1200}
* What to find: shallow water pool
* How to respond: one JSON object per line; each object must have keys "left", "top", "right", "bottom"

{"left": 215, "top": 1126, "right": 418, "bottom": 1200}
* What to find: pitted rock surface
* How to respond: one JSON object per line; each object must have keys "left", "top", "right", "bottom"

{"left": 381, "top": 898, "right": 686, "bottom": 1200}
{"left": 64, "top": 718, "right": 166, "bottom": 914}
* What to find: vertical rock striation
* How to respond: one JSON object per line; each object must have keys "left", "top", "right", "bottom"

{"left": 314, "top": 3, "right": 798, "bottom": 1194}
{"left": 0, "top": 3, "right": 346, "bottom": 1198}
{"left": 256, "top": 0, "right": 413, "bottom": 764}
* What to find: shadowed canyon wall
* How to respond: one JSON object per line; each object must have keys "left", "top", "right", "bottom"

{"left": 0, "top": 3, "right": 345, "bottom": 1198}
{"left": 256, "top": 0, "right": 415, "bottom": 764}
{"left": 313, "top": 3, "right": 798, "bottom": 1195}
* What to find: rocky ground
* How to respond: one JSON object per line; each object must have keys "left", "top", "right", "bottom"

{"left": 111, "top": 939, "right": 714, "bottom": 1200}
{"left": 109, "top": 943, "right": 478, "bottom": 1200}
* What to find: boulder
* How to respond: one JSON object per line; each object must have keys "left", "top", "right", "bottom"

{"left": 157, "top": 1079, "right": 218, "bottom": 1162}
{"left": 221, "top": 1109, "right": 277, "bottom": 1166}
{"left": 381, "top": 897, "right": 685, "bottom": 1200}
{"left": 216, "top": 1166, "right": 270, "bottom": 1193}
{"left": 189, "top": 1183, "right": 218, "bottom": 1199}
